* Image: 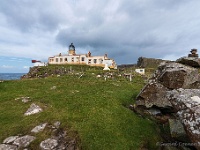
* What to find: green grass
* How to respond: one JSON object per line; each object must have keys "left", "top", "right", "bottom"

{"left": 0, "top": 73, "right": 160, "bottom": 149}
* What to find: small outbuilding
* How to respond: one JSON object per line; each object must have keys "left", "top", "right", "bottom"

{"left": 135, "top": 68, "right": 145, "bottom": 75}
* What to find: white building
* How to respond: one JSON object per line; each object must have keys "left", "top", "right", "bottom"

{"left": 33, "top": 62, "right": 47, "bottom": 67}
{"left": 135, "top": 68, "right": 145, "bottom": 75}
{"left": 48, "top": 43, "right": 117, "bottom": 69}
{"left": 32, "top": 60, "right": 47, "bottom": 66}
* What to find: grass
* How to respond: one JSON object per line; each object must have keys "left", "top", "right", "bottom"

{"left": 0, "top": 71, "right": 161, "bottom": 149}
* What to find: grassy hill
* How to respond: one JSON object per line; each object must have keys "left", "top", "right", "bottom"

{"left": 0, "top": 66, "right": 161, "bottom": 149}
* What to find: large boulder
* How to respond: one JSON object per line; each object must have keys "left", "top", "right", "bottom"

{"left": 134, "top": 61, "right": 200, "bottom": 149}
{"left": 157, "top": 62, "right": 199, "bottom": 89}
{"left": 167, "top": 89, "right": 200, "bottom": 149}
{"left": 136, "top": 82, "right": 171, "bottom": 108}
{"left": 176, "top": 57, "right": 200, "bottom": 68}
{"left": 136, "top": 62, "right": 199, "bottom": 109}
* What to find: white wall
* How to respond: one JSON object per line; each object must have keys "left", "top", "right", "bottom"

{"left": 135, "top": 68, "right": 145, "bottom": 75}
{"left": 34, "top": 62, "right": 47, "bottom": 66}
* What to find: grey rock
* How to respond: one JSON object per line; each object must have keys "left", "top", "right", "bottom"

{"left": 135, "top": 61, "right": 200, "bottom": 149}
{"left": 14, "top": 98, "right": 20, "bottom": 101}
{"left": 176, "top": 56, "right": 200, "bottom": 68}
{"left": 147, "top": 108, "right": 162, "bottom": 116}
{"left": 50, "top": 86, "right": 56, "bottom": 90}
{"left": 40, "top": 138, "right": 58, "bottom": 150}
{"left": 157, "top": 62, "right": 199, "bottom": 89}
{"left": 136, "top": 62, "right": 199, "bottom": 109}
{"left": 31, "top": 123, "right": 47, "bottom": 133}
{"left": 24, "top": 103, "right": 42, "bottom": 116}
{"left": 167, "top": 89, "right": 200, "bottom": 149}
{"left": 15, "top": 97, "right": 31, "bottom": 103}
{"left": 136, "top": 82, "right": 172, "bottom": 108}
{"left": 96, "top": 75, "right": 101, "bottom": 78}
{"left": 53, "top": 121, "right": 60, "bottom": 129}
{"left": 21, "top": 97, "right": 31, "bottom": 103}
{"left": 0, "top": 144, "right": 18, "bottom": 150}
{"left": 168, "top": 119, "right": 188, "bottom": 142}
{"left": 67, "top": 144, "right": 75, "bottom": 150}
{"left": 67, "top": 140, "right": 76, "bottom": 150}
{"left": 13, "top": 135, "right": 36, "bottom": 148}
{"left": 3, "top": 136, "right": 19, "bottom": 144}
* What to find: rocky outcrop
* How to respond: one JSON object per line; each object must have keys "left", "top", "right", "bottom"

{"left": 136, "top": 62, "right": 199, "bottom": 109}
{"left": 0, "top": 122, "right": 80, "bottom": 150}
{"left": 176, "top": 57, "right": 200, "bottom": 68}
{"left": 0, "top": 135, "right": 36, "bottom": 149}
{"left": 167, "top": 89, "right": 200, "bottom": 146}
{"left": 134, "top": 61, "right": 200, "bottom": 150}
{"left": 21, "top": 66, "right": 71, "bottom": 79}
{"left": 137, "top": 57, "right": 170, "bottom": 68}
{"left": 21, "top": 65, "right": 103, "bottom": 79}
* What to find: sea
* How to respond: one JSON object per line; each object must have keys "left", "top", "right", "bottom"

{"left": 0, "top": 73, "right": 26, "bottom": 80}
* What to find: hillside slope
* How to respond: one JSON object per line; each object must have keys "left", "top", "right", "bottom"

{"left": 0, "top": 71, "right": 161, "bottom": 149}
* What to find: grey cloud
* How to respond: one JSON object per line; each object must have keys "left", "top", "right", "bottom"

{"left": 1, "top": 0, "right": 200, "bottom": 66}
{"left": 54, "top": 0, "right": 200, "bottom": 64}
{"left": 0, "top": 0, "right": 69, "bottom": 32}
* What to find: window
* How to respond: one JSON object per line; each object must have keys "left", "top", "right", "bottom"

{"left": 60, "top": 58, "right": 63, "bottom": 62}
{"left": 56, "top": 58, "right": 58, "bottom": 62}
{"left": 81, "top": 57, "right": 85, "bottom": 61}
{"left": 65, "top": 58, "right": 68, "bottom": 62}
{"left": 88, "top": 59, "right": 91, "bottom": 64}
{"left": 94, "top": 59, "right": 97, "bottom": 64}
{"left": 99, "top": 59, "right": 103, "bottom": 64}
{"left": 72, "top": 57, "right": 74, "bottom": 62}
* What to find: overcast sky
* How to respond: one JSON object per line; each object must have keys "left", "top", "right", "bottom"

{"left": 0, "top": 0, "right": 200, "bottom": 73}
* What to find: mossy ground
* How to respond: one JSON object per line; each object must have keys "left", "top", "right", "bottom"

{"left": 0, "top": 68, "right": 161, "bottom": 149}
